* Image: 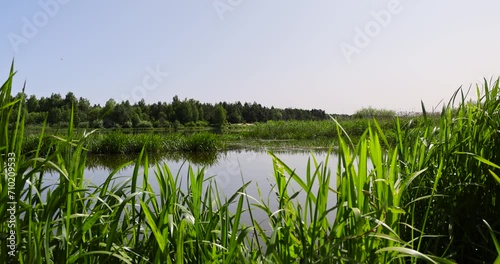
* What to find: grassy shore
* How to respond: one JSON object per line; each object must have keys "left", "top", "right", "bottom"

{"left": 22, "top": 131, "right": 221, "bottom": 155}
{"left": 1, "top": 64, "right": 500, "bottom": 263}
{"left": 22, "top": 117, "right": 413, "bottom": 155}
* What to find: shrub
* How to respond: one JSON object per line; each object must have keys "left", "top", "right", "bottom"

{"left": 58, "top": 122, "right": 69, "bottom": 128}
{"left": 173, "top": 120, "right": 183, "bottom": 130}
{"left": 77, "top": 121, "right": 89, "bottom": 128}
{"left": 353, "top": 107, "right": 396, "bottom": 119}
{"left": 183, "top": 132, "right": 220, "bottom": 152}
{"left": 122, "top": 121, "right": 133, "bottom": 128}
{"left": 91, "top": 120, "right": 103, "bottom": 128}
{"left": 185, "top": 121, "right": 196, "bottom": 127}
{"left": 136, "top": 120, "right": 153, "bottom": 128}
{"left": 195, "top": 120, "right": 209, "bottom": 127}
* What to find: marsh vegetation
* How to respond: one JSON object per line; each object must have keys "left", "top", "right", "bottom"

{"left": 1, "top": 64, "right": 500, "bottom": 263}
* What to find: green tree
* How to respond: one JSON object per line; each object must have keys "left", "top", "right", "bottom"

{"left": 76, "top": 97, "right": 91, "bottom": 125}
{"left": 175, "top": 100, "right": 193, "bottom": 124}
{"left": 64, "top": 92, "right": 78, "bottom": 108}
{"left": 213, "top": 104, "right": 227, "bottom": 128}
{"left": 48, "top": 108, "right": 63, "bottom": 125}
{"left": 227, "top": 107, "right": 242, "bottom": 123}
{"left": 102, "top": 99, "right": 117, "bottom": 128}
{"left": 48, "top": 93, "right": 63, "bottom": 108}
{"left": 26, "top": 95, "right": 39, "bottom": 112}
{"left": 111, "top": 103, "right": 131, "bottom": 126}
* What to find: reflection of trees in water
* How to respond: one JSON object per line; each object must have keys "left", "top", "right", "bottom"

{"left": 85, "top": 148, "right": 331, "bottom": 171}
{"left": 86, "top": 151, "right": 221, "bottom": 170}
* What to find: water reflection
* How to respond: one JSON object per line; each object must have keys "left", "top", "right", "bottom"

{"left": 85, "top": 151, "right": 221, "bottom": 170}
{"left": 85, "top": 148, "right": 331, "bottom": 171}
{"left": 62, "top": 149, "right": 338, "bottom": 229}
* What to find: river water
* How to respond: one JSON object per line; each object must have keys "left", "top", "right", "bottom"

{"left": 45, "top": 149, "right": 339, "bottom": 227}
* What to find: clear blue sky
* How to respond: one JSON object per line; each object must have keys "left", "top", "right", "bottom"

{"left": 1, "top": 1, "right": 499, "bottom": 114}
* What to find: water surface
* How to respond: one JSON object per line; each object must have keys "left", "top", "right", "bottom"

{"left": 49, "top": 149, "right": 339, "bottom": 226}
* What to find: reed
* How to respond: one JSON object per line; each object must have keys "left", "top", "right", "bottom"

{"left": 22, "top": 131, "right": 221, "bottom": 155}
{"left": 396, "top": 80, "right": 500, "bottom": 263}
{"left": 244, "top": 118, "right": 400, "bottom": 143}
{"left": 2, "top": 63, "right": 500, "bottom": 263}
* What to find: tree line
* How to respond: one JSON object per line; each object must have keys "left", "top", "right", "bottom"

{"left": 14, "top": 92, "right": 330, "bottom": 128}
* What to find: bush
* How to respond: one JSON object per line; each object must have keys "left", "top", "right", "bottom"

{"left": 122, "top": 121, "right": 133, "bottom": 128}
{"left": 91, "top": 120, "right": 104, "bottom": 128}
{"left": 184, "top": 121, "right": 196, "bottom": 127}
{"left": 183, "top": 132, "right": 220, "bottom": 152}
{"left": 173, "top": 120, "right": 183, "bottom": 130}
{"left": 81, "top": 131, "right": 221, "bottom": 154}
{"left": 353, "top": 107, "right": 395, "bottom": 119}
{"left": 136, "top": 120, "right": 153, "bottom": 128}
{"left": 58, "top": 122, "right": 69, "bottom": 128}
{"left": 26, "top": 112, "right": 46, "bottom": 125}
{"left": 195, "top": 120, "right": 209, "bottom": 127}
{"left": 163, "top": 121, "right": 172, "bottom": 128}
{"left": 77, "top": 121, "right": 89, "bottom": 128}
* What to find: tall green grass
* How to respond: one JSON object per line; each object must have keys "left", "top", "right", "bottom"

{"left": 2, "top": 63, "right": 500, "bottom": 263}
{"left": 248, "top": 125, "right": 453, "bottom": 263}
{"left": 22, "top": 131, "right": 221, "bottom": 155}
{"left": 244, "top": 119, "right": 400, "bottom": 143}
{"left": 396, "top": 81, "right": 500, "bottom": 263}
{"left": 0, "top": 62, "right": 30, "bottom": 261}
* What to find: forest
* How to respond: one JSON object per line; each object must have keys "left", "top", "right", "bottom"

{"left": 14, "top": 91, "right": 333, "bottom": 128}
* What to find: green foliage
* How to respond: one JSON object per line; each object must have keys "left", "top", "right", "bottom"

{"left": 77, "top": 121, "right": 89, "bottom": 128}
{"left": 3, "top": 63, "right": 500, "bottom": 263}
{"left": 212, "top": 104, "right": 228, "bottom": 128}
{"left": 184, "top": 121, "right": 196, "bottom": 127}
{"left": 64, "top": 132, "right": 220, "bottom": 155}
{"left": 246, "top": 120, "right": 335, "bottom": 140}
{"left": 353, "top": 107, "right": 396, "bottom": 119}
{"left": 183, "top": 132, "right": 220, "bottom": 152}
{"left": 122, "top": 121, "right": 133, "bottom": 128}
{"left": 91, "top": 119, "right": 104, "bottom": 128}
{"left": 195, "top": 120, "right": 209, "bottom": 127}
{"left": 136, "top": 120, "right": 153, "bottom": 128}
{"left": 244, "top": 119, "right": 399, "bottom": 142}
{"left": 396, "top": 79, "right": 500, "bottom": 263}
{"left": 173, "top": 120, "right": 182, "bottom": 130}
{"left": 21, "top": 93, "right": 329, "bottom": 128}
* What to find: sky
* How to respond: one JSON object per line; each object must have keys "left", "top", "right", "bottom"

{"left": 1, "top": 1, "right": 499, "bottom": 114}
